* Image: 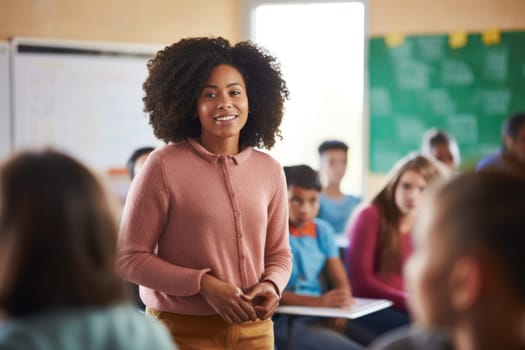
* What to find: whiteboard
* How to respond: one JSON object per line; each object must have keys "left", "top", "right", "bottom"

{"left": 0, "top": 41, "right": 10, "bottom": 161}
{"left": 11, "top": 38, "right": 164, "bottom": 170}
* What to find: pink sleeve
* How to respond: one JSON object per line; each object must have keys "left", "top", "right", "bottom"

{"left": 347, "top": 206, "right": 407, "bottom": 310}
{"left": 117, "top": 153, "right": 210, "bottom": 297}
{"left": 261, "top": 166, "right": 292, "bottom": 295}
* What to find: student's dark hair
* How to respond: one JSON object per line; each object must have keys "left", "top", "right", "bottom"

{"left": 283, "top": 165, "right": 322, "bottom": 192}
{"left": 372, "top": 153, "right": 443, "bottom": 273}
{"left": 127, "top": 146, "right": 155, "bottom": 179}
{"left": 0, "top": 150, "right": 124, "bottom": 317}
{"left": 434, "top": 171, "right": 525, "bottom": 299}
{"left": 318, "top": 140, "right": 349, "bottom": 155}
{"left": 503, "top": 112, "right": 525, "bottom": 139}
{"left": 424, "top": 129, "right": 451, "bottom": 148}
{"left": 143, "top": 36, "right": 289, "bottom": 150}
{"left": 421, "top": 128, "right": 461, "bottom": 167}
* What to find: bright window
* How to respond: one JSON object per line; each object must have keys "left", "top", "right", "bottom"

{"left": 247, "top": 1, "right": 367, "bottom": 195}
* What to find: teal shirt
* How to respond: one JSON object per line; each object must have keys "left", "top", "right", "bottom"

{"left": 317, "top": 193, "right": 360, "bottom": 234}
{"left": 0, "top": 305, "right": 175, "bottom": 350}
{"left": 286, "top": 218, "right": 339, "bottom": 296}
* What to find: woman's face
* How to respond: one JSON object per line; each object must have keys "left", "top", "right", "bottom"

{"left": 394, "top": 169, "right": 427, "bottom": 217}
{"left": 196, "top": 64, "right": 249, "bottom": 145}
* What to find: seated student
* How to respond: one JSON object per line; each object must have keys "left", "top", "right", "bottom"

{"left": 0, "top": 150, "right": 175, "bottom": 350}
{"left": 476, "top": 112, "right": 525, "bottom": 172}
{"left": 127, "top": 146, "right": 155, "bottom": 180}
{"left": 371, "top": 171, "right": 525, "bottom": 350}
{"left": 273, "top": 165, "right": 370, "bottom": 350}
{"left": 346, "top": 154, "right": 443, "bottom": 330}
{"left": 317, "top": 140, "right": 361, "bottom": 235}
{"left": 421, "top": 128, "right": 460, "bottom": 173}
{"left": 124, "top": 146, "right": 155, "bottom": 311}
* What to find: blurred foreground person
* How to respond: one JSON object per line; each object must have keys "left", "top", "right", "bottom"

{"left": 0, "top": 150, "right": 175, "bottom": 350}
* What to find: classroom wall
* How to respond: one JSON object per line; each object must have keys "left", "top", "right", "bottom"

{"left": 0, "top": 0, "right": 241, "bottom": 44}
{"left": 369, "top": 0, "right": 525, "bottom": 36}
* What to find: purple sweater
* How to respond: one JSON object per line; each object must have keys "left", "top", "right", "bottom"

{"left": 347, "top": 205, "right": 412, "bottom": 310}
{"left": 118, "top": 139, "right": 292, "bottom": 315}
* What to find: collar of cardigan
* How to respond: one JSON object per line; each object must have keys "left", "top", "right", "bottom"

{"left": 187, "top": 138, "right": 253, "bottom": 165}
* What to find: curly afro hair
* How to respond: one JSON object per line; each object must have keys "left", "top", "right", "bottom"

{"left": 143, "top": 37, "right": 289, "bottom": 150}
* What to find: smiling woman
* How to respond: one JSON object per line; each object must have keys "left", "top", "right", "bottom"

{"left": 118, "top": 37, "right": 292, "bottom": 350}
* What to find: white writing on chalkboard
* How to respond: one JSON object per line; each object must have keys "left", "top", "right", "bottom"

{"left": 441, "top": 59, "right": 474, "bottom": 86}
{"left": 415, "top": 36, "right": 446, "bottom": 61}
{"left": 370, "top": 88, "right": 392, "bottom": 117}
{"left": 395, "top": 115, "right": 426, "bottom": 143}
{"left": 474, "top": 88, "right": 512, "bottom": 115}
{"left": 424, "top": 88, "right": 456, "bottom": 116}
{"left": 446, "top": 114, "right": 478, "bottom": 144}
{"left": 395, "top": 60, "right": 430, "bottom": 90}
{"left": 483, "top": 47, "right": 508, "bottom": 83}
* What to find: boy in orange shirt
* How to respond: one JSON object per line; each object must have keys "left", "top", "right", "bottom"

{"left": 273, "top": 165, "right": 372, "bottom": 350}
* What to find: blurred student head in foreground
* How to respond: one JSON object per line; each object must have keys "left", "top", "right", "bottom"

{"left": 0, "top": 150, "right": 174, "bottom": 350}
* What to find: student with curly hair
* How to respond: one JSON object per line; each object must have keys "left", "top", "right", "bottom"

{"left": 117, "top": 37, "right": 292, "bottom": 349}
{"left": 0, "top": 150, "right": 175, "bottom": 350}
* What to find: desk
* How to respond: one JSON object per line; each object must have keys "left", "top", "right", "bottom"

{"left": 334, "top": 235, "right": 349, "bottom": 249}
{"left": 276, "top": 298, "right": 393, "bottom": 350}
{"left": 277, "top": 297, "right": 392, "bottom": 319}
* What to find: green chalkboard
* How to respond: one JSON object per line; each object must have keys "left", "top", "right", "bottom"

{"left": 369, "top": 31, "right": 525, "bottom": 173}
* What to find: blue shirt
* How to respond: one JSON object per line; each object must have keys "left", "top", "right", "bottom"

{"left": 475, "top": 149, "right": 503, "bottom": 171}
{"left": 286, "top": 219, "right": 339, "bottom": 296}
{"left": 0, "top": 305, "right": 176, "bottom": 350}
{"left": 318, "top": 193, "right": 361, "bottom": 234}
